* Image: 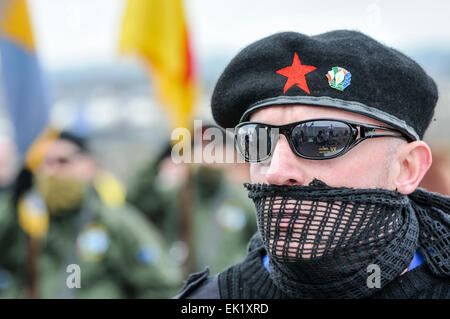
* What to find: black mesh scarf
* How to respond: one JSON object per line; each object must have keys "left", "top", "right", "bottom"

{"left": 243, "top": 179, "right": 449, "bottom": 298}
{"left": 408, "top": 188, "right": 450, "bottom": 276}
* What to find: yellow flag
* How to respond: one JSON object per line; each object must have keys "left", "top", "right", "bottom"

{"left": 119, "top": 0, "right": 197, "bottom": 131}
{"left": 18, "top": 191, "right": 49, "bottom": 239}
{"left": 0, "top": 0, "right": 35, "bottom": 51}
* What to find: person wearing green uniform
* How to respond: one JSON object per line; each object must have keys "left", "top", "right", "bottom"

{"left": 0, "top": 130, "right": 182, "bottom": 299}
{"left": 127, "top": 133, "right": 257, "bottom": 277}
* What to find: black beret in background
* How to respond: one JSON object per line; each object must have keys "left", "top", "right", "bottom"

{"left": 211, "top": 30, "right": 438, "bottom": 140}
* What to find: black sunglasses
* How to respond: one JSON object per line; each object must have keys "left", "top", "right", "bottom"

{"left": 234, "top": 118, "right": 411, "bottom": 162}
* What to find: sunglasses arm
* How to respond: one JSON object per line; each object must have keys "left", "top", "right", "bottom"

{"left": 361, "top": 127, "right": 408, "bottom": 140}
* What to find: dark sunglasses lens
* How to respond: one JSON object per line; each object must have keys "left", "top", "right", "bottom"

{"left": 235, "top": 124, "right": 273, "bottom": 161}
{"left": 291, "top": 121, "right": 351, "bottom": 158}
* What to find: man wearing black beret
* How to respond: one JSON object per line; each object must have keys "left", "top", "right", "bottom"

{"left": 175, "top": 30, "right": 450, "bottom": 299}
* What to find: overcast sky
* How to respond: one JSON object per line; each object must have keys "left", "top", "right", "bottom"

{"left": 28, "top": 0, "right": 450, "bottom": 70}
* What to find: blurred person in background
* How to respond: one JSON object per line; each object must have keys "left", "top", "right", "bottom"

{"left": 0, "top": 134, "right": 18, "bottom": 193}
{"left": 127, "top": 124, "right": 257, "bottom": 277}
{"left": 0, "top": 128, "right": 182, "bottom": 298}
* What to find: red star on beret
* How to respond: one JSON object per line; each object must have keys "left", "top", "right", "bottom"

{"left": 276, "top": 52, "right": 317, "bottom": 94}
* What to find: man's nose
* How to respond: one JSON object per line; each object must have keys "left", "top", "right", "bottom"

{"left": 264, "top": 135, "right": 306, "bottom": 186}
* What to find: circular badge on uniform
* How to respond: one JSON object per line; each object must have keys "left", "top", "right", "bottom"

{"left": 0, "top": 269, "right": 12, "bottom": 289}
{"left": 76, "top": 223, "right": 110, "bottom": 262}
{"left": 215, "top": 205, "right": 247, "bottom": 232}
{"left": 136, "top": 245, "right": 160, "bottom": 265}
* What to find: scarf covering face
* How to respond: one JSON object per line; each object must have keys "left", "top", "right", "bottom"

{"left": 245, "top": 179, "right": 420, "bottom": 298}
{"left": 35, "top": 175, "right": 88, "bottom": 214}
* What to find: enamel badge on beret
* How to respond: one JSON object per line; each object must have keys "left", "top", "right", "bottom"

{"left": 326, "top": 67, "right": 351, "bottom": 91}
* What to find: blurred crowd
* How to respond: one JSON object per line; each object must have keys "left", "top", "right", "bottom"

{"left": 0, "top": 124, "right": 257, "bottom": 298}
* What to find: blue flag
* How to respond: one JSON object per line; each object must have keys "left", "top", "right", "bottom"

{"left": 0, "top": 0, "right": 50, "bottom": 158}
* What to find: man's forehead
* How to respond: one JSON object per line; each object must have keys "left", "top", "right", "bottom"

{"left": 248, "top": 104, "right": 389, "bottom": 127}
{"left": 45, "top": 139, "right": 81, "bottom": 158}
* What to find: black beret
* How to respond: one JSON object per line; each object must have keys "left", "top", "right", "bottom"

{"left": 211, "top": 30, "right": 438, "bottom": 140}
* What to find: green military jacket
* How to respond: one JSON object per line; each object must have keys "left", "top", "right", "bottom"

{"left": 0, "top": 188, "right": 182, "bottom": 299}
{"left": 127, "top": 163, "right": 257, "bottom": 276}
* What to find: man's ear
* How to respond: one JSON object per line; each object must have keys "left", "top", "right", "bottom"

{"left": 394, "top": 141, "right": 432, "bottom": 194}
